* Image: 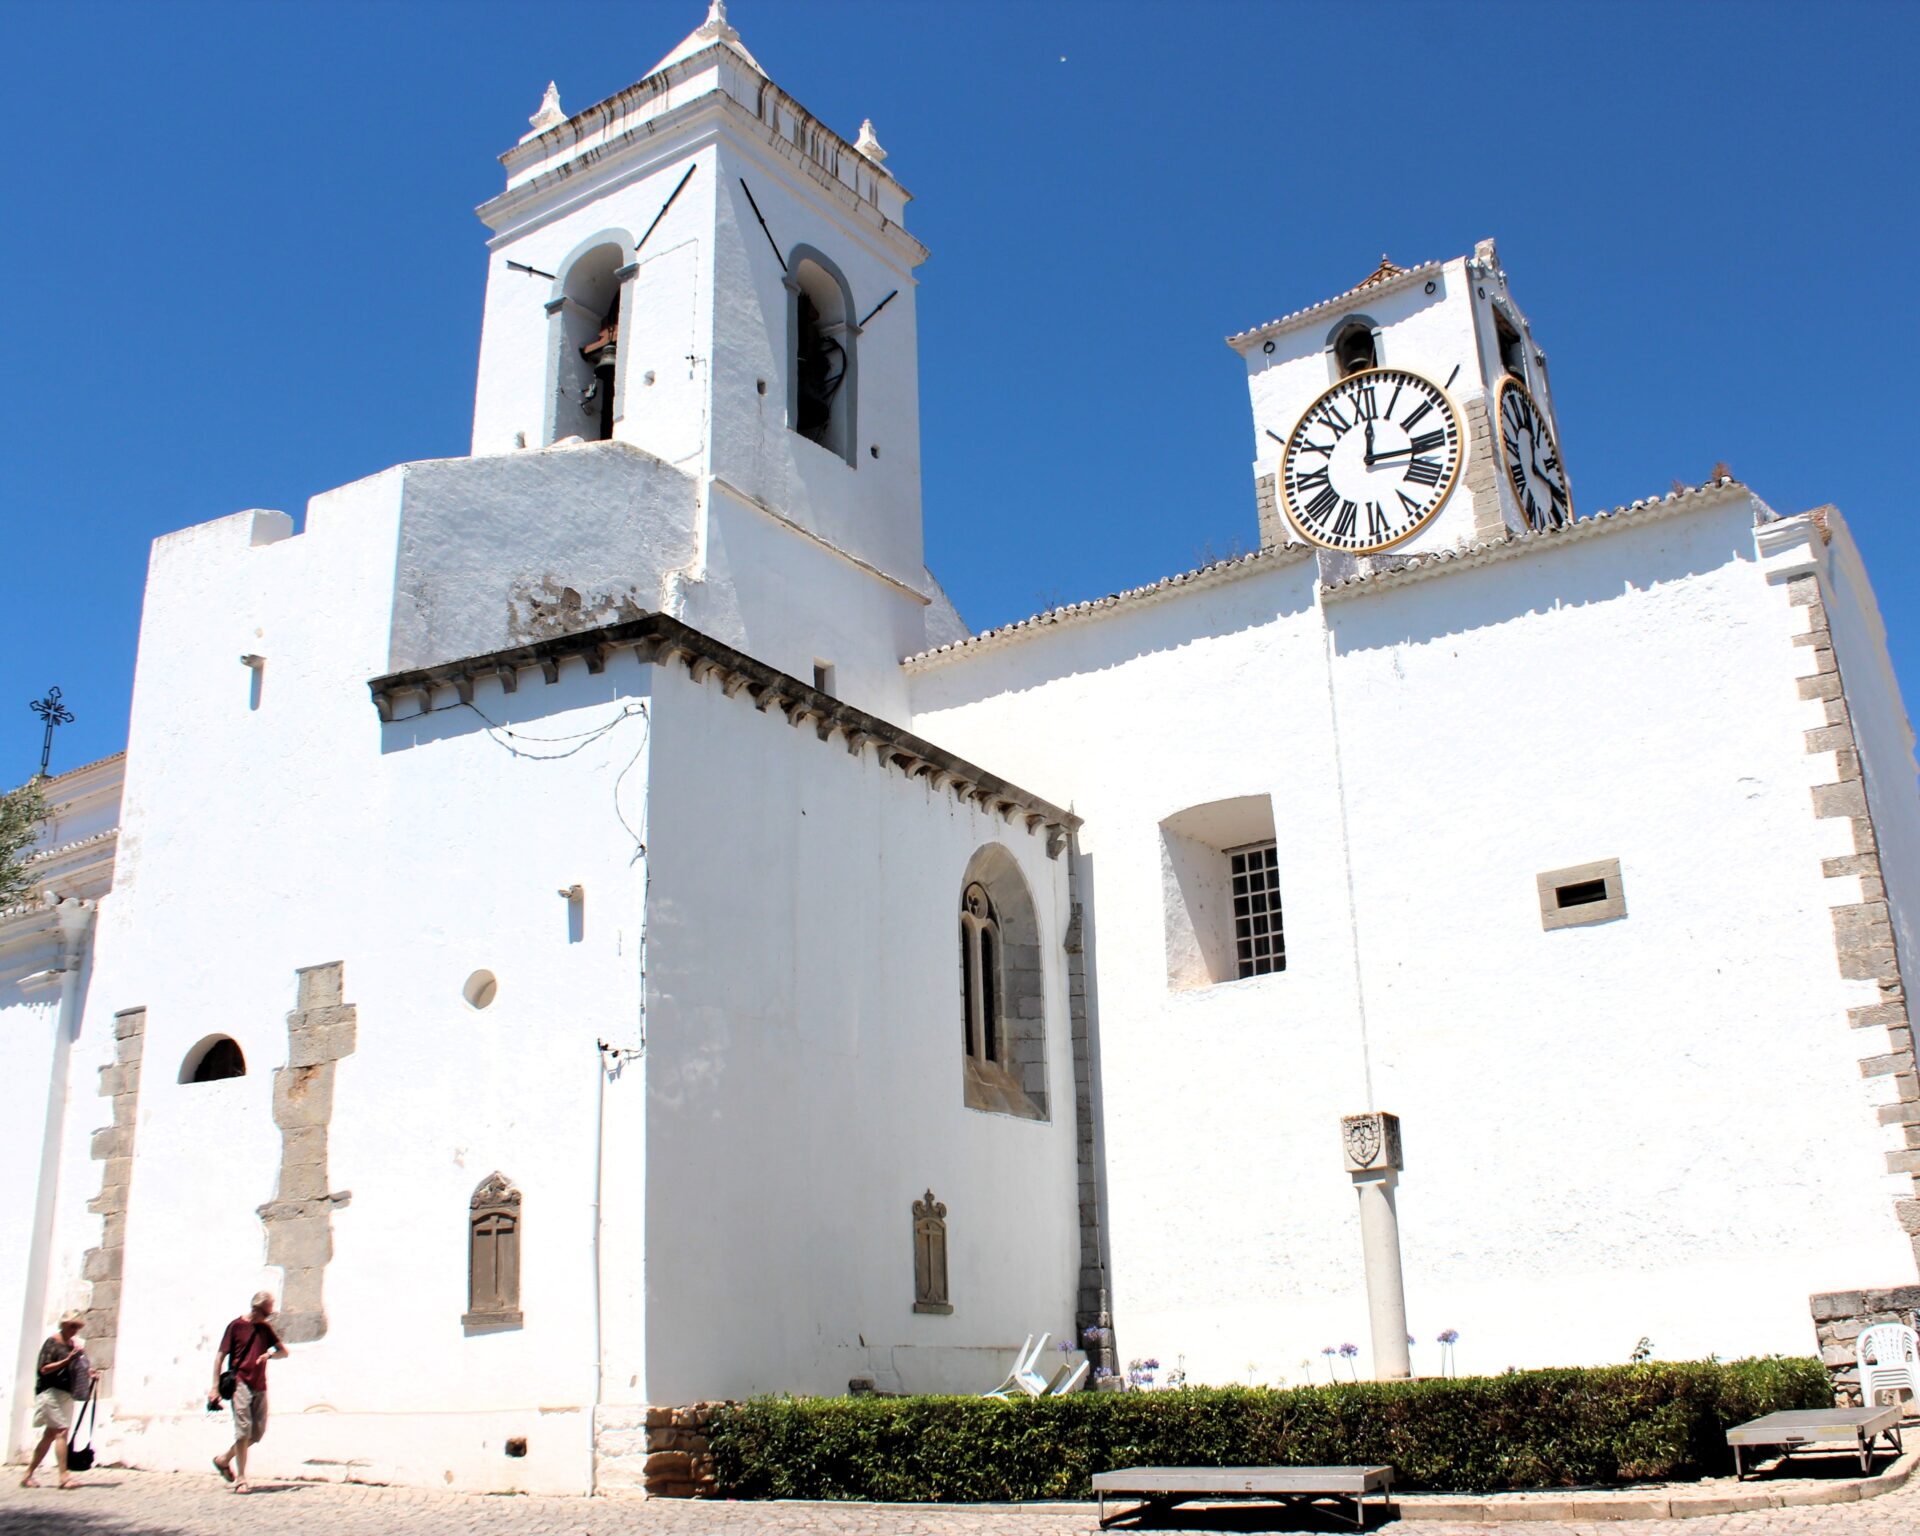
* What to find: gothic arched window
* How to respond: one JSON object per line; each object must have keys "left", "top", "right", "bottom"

{"left": 786, "top": 246, "right": 858, "bottom": 466}
{"left": 960, "top": 882, "right": 1001, "bottom": 1066}
{"left": 464, "top": 1172, "right": 524, "bottom": 1332}
{"left": 957, "top": 847, "right": 1047, "bottom": 1122}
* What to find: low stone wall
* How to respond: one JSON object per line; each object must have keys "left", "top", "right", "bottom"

{"left": 1809, "top": 1285, "right": 1920, "bottom": 1403}
{"left": 593, "top": 1402, "right": 722, "bottom": 1497}
{"left": 642, "top": 1403, "right": 720, "bottom": 1497}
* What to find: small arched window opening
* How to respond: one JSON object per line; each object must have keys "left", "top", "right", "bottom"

{"left": 1332, "top": 319, "right": 1378, "bottom": 377}
{"left": 956, "top": 846, "right": 1047, "bottom": 1121}
{"left": 786, "top": 247, "right": 858, "bottom": 465}
{"left": 545, "top": 238, "right": 629, "bottom": 446}
{"left": 464, "top": 1171, "right": 523, "bottom": 1332}
{"left": 1493, "top": 305, "right": 1528, "bottom": 384}
{"left": 179, "top": 1034, "right": 246, "bottom": 1084}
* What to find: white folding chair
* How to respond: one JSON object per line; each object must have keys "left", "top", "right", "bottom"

{"left": 1858, "top": 1323, "right": 1920, "bottom": 1409}
{"left": 981, "top": 1333, "right": 1044, "bottom": 1397}
{"left": 1044, "top": 1358, "right": 1090, "bottom": 1395}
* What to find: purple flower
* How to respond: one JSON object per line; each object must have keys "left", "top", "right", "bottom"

{"left": 1438, "top": 1329, "right": 1459, "bottom": 1345}
{"left": 1093, "top": 1365, "right": 1113, "bottom": 1379}
{"left": 1321, "top": 1345, "right": 1336, "bottom": 1356}
{"left": 1338, "top": 1343, "right": 1358, "bottom": 1359}
{"left": 1407, "top": 1336, "right": 1416, "bottom": 1347}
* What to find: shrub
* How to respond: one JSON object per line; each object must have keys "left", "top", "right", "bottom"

{"left": 706, "top": 1357, "right": 1828, "bottom": 1500}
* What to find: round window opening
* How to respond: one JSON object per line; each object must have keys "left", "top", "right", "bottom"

{"left": 464, "top": 970, "right": 499, "bottom": 1010}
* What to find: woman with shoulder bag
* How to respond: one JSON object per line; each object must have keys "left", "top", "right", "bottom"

{"left": 21, "top": 1310, "right": 95, "bottom": 1489}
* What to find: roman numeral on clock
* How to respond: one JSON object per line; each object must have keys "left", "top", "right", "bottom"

{"left": 1398, "top": 489, "right": 1423, "bottom": 516}
{"left": 1317, "top": 401, "right": 1352, "bottom": 435}
{"left": 1366, "top": 501, "right": 1389, "bottom": 540}
{"left": 1351, "top": 385, "right": 1378, "bottom": 420}
{"left": 1292, "top": 466, "right": 1330, "bottom": 493}
{"left": 1305, "top": 485, "right": 1339, "bottom": 523}
{"left": 1408, "top": 429, "right": 1448, "bottom": 455}
{"left": 1333, "top": 500, "right": 1357, "bottom": 538}
{"left": 1401, "top": 399, "right": 1433, "bottom": 432}
{"left": 1404, "top": 456, "right": 1444, "bottom": 487}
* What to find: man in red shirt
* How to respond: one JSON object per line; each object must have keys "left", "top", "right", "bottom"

{"left": 207, "top": 1291, "right": 288, "bottom": 1493}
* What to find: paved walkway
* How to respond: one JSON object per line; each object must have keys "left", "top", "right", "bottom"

{"left": 2, "top": 1466, "right": 1917, "bottom": 1535}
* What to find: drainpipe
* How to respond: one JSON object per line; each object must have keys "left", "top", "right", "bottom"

{"left": 9, "top": 895, "right": 96, "bottom": 1458}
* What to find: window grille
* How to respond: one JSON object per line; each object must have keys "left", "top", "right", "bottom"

{"left": 1229, "top": 842, "right": 1285, "bottom": 978}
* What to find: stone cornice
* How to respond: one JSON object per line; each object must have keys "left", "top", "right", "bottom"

{"left": 902, "top": 543, "right": 1316, "bottom": 672}
{"left": 368, "top": 614, "right": 1079, "bottom": 852}
{"left": 483, "top": 58, "right": 925, "bottom": 267}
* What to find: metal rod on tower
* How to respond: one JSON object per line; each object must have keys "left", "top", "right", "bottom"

{"left": 29, "top": 686, "right": 74, "bottom": 778}
{"left": 738, "top": 178, "right": 788, "bottom": 273}
{"left": 633, "top": 164, "right": 698, "bottom": 259}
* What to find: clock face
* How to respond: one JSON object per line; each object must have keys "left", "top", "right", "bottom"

{"left": 1279, "top": 368, "right": 1463, "bottom": 552}
{"left": 1496, "top": 378, "right": 1571, "bottom": 532}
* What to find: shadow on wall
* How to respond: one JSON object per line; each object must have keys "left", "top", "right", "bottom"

{"left": 910, "top": 557, "right": 1321, "bottom": 714}
{"left": 1329, "top": 499, "right": 1755, "bottom": 658}
{"left": 374, "top": 655, "right": 652, "bottom": 757}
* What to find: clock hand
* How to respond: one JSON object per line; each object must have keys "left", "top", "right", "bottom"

{"left": 1364, "top": 420, "right": 1376, "bottom": 465}
{"left": 1366, "top": 444, "right": 1418, "bottom": 462}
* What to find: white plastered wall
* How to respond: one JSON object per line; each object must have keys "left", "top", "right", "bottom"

{"left": 1820, "top": 512, "right": 1920, "bottom": 1021}
{"left": 43, "top": 481, "right": 655, "bottom": 1494}
{"left": 909, "top": 490, "right": 1914, "bottom": 1385}
{"left": 640, "top": 662, "right": 1080, "bottom": 1401}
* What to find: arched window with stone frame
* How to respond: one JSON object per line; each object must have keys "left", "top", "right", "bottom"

{"left": 957, "top": 845, "right": 1047, "bottom": 1121}
{"left": 463, "top": 1172, "right": 523, "bottom": 1333}
{"left": 785, "top": 244, "right": 858, "bottom": 466}
{"left": 544, "top": 232, "right": 634, "bottom": 446}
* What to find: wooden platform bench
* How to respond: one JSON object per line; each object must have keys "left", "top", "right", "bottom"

{"left": 1091, "top": 1464, "right": 1394, "bottom": 1529}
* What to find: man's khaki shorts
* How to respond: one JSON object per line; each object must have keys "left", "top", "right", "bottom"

{"left": 231, "top": 1382, "right": 268, "bottom": 1444}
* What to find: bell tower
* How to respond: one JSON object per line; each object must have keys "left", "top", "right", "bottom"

{"left": 1230, "top": 241, "right": 1572, "bottom": 567}
{"left": 468, "top": 2, "right": 932, "bottom": 601}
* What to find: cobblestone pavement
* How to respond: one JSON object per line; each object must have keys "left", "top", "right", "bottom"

{"left": 2, "top": 1468, "right": 1917, "bottom": 1536}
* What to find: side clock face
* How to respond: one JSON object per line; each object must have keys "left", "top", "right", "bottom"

{"left": 1279, "top": 368, "right": 1463, "bottom": 552}
{"left": 1496, "top": 379, "right": 1571, "bottom": 531}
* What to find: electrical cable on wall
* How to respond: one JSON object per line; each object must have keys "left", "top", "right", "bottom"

{"left": 463, "top": 695, "right": 652, "bottom": 1054}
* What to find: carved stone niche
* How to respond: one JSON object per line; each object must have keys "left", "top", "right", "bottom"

{"left": 1341, "top": 1111, "right": 1404, "bottom": 1174}
{"left": 912, "top": 1189, "right": 952, "bottom": 1315}
{"left": 464, "top": 1171, "right": 524, "bottom": 1333}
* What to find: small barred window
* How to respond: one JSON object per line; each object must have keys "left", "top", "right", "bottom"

{"left": 1229, "top": 842, "right": 1285, "bottom": 978}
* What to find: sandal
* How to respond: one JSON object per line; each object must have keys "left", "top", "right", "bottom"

{"left": 214, "top": 1456, "right": 235, "bottom": 1484}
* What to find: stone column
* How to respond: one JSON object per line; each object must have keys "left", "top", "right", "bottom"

{"left": 1342, "top": 1111, "right": 1411, "bottom": 1380}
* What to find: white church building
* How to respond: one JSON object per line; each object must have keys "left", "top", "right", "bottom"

{"left": 7, "top": 2, "right": 1919, "bottom": 1497}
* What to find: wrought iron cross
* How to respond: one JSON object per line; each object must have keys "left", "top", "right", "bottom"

{"left": 29, "top": 686, "right": 73, "bottom": 777}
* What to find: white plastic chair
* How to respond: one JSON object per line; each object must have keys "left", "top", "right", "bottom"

{"left": 1044, "top": 1358, "right": 1090, "bottom": 1396}
{"left": 1857, "top": 1323, "right": 1920, "bottom": 1409}
{"left": 982, "top": 1333, "right": 1046, "bottom": 1397}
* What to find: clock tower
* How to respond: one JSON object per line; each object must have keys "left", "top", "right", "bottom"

{"left": 1229, "top": 240, "right": 1572, "bottom": 568}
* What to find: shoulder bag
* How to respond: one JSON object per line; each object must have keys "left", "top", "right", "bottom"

{"left": 66, "top": 1381, "right": 98, "bottom": 1471}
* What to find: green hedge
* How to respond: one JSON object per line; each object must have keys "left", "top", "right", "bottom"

{"left": 707, "top": 1358, "right": 1829, "bottom": 1499}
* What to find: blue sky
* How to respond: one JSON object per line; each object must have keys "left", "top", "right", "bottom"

{"left": 4, "top": 0, "right": 1916, "bottom": 777}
